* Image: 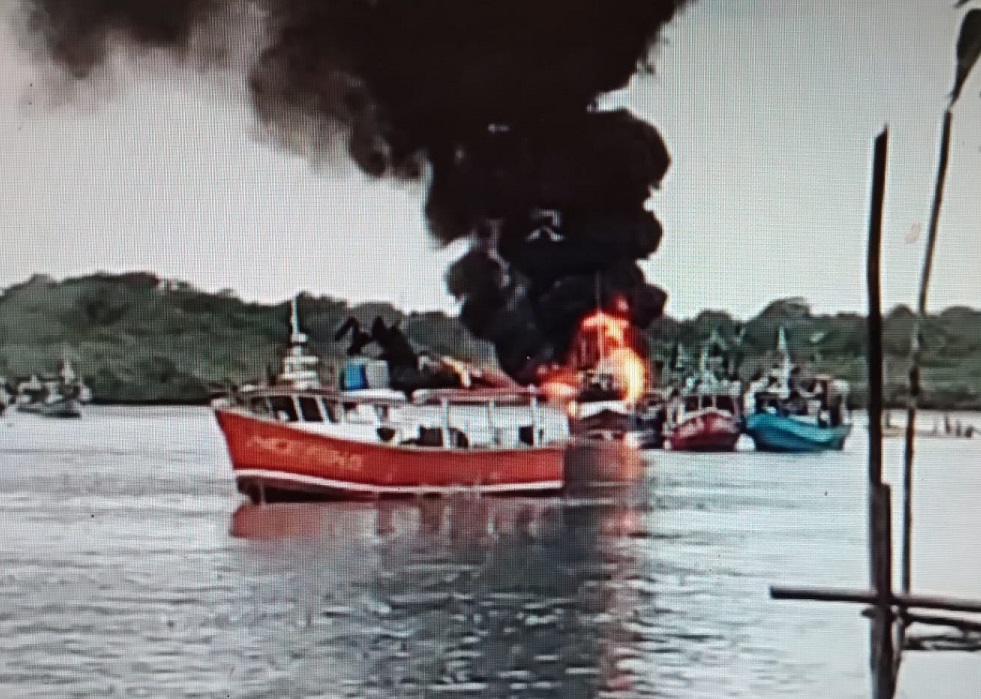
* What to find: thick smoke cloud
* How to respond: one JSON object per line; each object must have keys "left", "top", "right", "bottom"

{"left": 19, "top": 0, "right": 690, "bottom": 383}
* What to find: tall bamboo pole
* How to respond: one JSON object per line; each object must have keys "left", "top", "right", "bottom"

{"left": 866, "top": 128, "right": 895, "bottom": 699}
{"left": 902, "top": 2, "right": 981, "bottom": 604}
{"left": 901, "top": 108, "right": 953, "bottom": 602}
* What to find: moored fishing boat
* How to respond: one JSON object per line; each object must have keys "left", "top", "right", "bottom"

{"left": 214, "top": 298, "right": 575, "bottom": 501}
{"left": 568, "top": 372, "right": 666, "bottom": 449}
{"left": 665, "top": 393, "right": 742, "bottom": 452}
{"left": 15, "top": 359, "right": 88, "bottom": 418}
{"left": 743, "top": 328, "right": 853, "bottom": 453}
{"left": 216, "top": 386, "right": 570, "bottom": 501}
{"left": 663, "top": 347, "right": 742, "bottom": 452}
{"left": 744, "top": 410, "right": 851, "bottom": 452}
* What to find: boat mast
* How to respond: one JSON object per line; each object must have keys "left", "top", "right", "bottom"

{"left": 290, "top": 295, "right": 306, "bottom": 345}
{"left": 777, "top": 326, "right": 792, "bottom": 396}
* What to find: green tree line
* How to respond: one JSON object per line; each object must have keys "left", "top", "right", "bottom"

{"left": 1, "top": 274, "right": 979, "bottom": 408}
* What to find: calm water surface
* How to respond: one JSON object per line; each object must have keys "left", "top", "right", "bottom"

{"left": 1, "top": 407, "right": 980, "bottom": 698}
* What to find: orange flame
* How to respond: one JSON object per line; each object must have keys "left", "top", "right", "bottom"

{"left": 539, "top": 365, "right": 580, "bottom": 403}
{"left": 542, "top": 306, "right": 648, "bottom": 407}
{"left": 605, "top": 347, "right": 647, "bottom": 404}
{"left": 581, "top": 309, "right": 629, "bottom": 347}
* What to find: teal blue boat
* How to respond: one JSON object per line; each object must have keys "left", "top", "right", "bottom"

{"left": 743, "top": 327, "right": 853, "bottom": 453}
{"left": 744, "top": 412, "right": 851, "bottom": 453}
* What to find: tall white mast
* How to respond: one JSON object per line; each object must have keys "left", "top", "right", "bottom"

{"left": 290, "top": 295, "right": 307, "bottom": 345}
{"left": 777, "top": 326, "right": 792, "bottom": 394}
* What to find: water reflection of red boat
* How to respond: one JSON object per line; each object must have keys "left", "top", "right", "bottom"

{"left": 228, "top": 452, "right": 648, "bottom": 697}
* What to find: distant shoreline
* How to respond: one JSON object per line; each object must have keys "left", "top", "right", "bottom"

{"left": 2, "top": 273, "right": 980, "bottom": 412}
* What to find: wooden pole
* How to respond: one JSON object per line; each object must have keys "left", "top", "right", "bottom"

{"left": 866, "top": 128, "right": 895, "bottom": 699}
{"left": 871, "top": 484, "right": 896, "bottom": 699}
{"left": 916, "top": 108, "right": 953, "bottom": 317}
{"left": 867, "top": 129, "right": 887, "bottom": 488}
{"left": 902, "top": 107, "right": 953, "bottom": 600}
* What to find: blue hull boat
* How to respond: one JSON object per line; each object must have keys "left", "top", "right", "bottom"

{"left": 745, "top": 412, "right": 851, "bottom": 453}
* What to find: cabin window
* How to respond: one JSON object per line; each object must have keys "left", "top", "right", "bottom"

{"left": 321, "top": 399, "right": 340, "bottom": 424}
{"left": 268, "top": 396, "right": 299, "bottom": 422}
{"left": 684, "top": 396, "right": 700, "bottom": 413}
{"left": 250, "top": 397, "right": 271, "bottom": 415}
{"left": 716, "top": 396, "right": 736, "bottom": 415}
{"left": 297, "top": 396, "right": 323, "bottom": 422}
{"left": 518, "top": 425, "right": 537, "bottom": 447}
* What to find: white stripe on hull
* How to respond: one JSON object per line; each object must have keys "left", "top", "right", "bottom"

{"left": 234, "top": 468, "right": 564, "bottom": 496}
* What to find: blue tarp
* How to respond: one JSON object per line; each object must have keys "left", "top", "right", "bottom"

{"left": 340, "top": 360, "right": 368, "bottom": 391}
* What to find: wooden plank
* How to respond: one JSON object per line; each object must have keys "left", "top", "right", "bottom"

{"left": 770, "top": 587, "right": 981, "bottom": 616}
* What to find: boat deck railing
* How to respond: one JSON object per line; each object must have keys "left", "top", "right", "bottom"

{"left": 225, "top": 386, "right": 568, "bottom": 449}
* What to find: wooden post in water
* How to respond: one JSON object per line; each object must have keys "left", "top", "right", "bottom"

{"left": 867, "top": 129, "right": 887, "bottom": 491}
{"left": 866, "top": 128, "right": 896, "bottom": 699}
{"left": 902, "top": 106, "right": 953, "bottom": 605}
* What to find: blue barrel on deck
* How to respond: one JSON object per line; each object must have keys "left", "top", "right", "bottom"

{"left": 340, "top": 360, "right": 368, "bottom": 391}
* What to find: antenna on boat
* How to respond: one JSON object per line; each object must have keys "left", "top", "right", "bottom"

{"left": 290, "top": 295, "right": 307, "bottom": 345}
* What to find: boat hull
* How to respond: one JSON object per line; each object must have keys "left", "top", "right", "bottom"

{"left": 17, "top": 398, "right": 82, "bottom": 418}
{"left": 745, "top": 412, "right": 852, "bottom": 453}
{"left": 667, "top": 409, "right": 741, "bottom": 452}
{"left": 215, "top": 408, "right": 569, "bottom": 501}
{"left": 571, "top": 405, "right": 663, "bottom": 449}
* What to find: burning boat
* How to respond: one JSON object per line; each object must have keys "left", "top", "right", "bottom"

{"left": 214, "top": 298, "right": 573, "bottom": 501}
{"left": 543, "top": 305, "right": 665, "bottom": 449}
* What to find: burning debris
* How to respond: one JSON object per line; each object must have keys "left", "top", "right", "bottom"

{"left": 18, "top": 0, "right": 691, "bottom": 384}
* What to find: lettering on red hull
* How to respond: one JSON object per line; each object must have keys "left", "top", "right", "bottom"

{"left": 246, "top": 433, "right": 365, "bottom": 472}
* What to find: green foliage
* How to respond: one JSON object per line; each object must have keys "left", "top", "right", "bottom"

{"left": 0, "top": 273, "right": 493, "bottom": 404}
{"left": 645, "top": 301, "right": 981, "bottom": 409}
{"left": 0, "top": 274, "right": 979, "bottom": 408}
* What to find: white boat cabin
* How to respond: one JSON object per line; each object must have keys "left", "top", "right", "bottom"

{"left": 233, "top": 387, "right": 570, "bottom": 450}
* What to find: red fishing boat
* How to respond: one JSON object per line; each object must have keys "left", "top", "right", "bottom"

{"left": 664, "top": 348, "right": 742, "bottom": 452}
{"left": 665, "top": 394, "right": 741, "bottom": 452}
{"left": 214, "top": 298, "right": 574, "bottom": 501}
{"left": 216, "top": 386, "right": 575, "bottom": 501}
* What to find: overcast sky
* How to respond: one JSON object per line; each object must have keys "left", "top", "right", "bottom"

{"left": 1, "top": 0, "right": 979, "bottom": 319}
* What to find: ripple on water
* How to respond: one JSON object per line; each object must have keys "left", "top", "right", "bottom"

{"left": 3, "top": 408, "right": 977, "bottom": 697}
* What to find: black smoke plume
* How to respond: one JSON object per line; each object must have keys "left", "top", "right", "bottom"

{"left": 19, "top": 0, "right": 691, "bottom": 384}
